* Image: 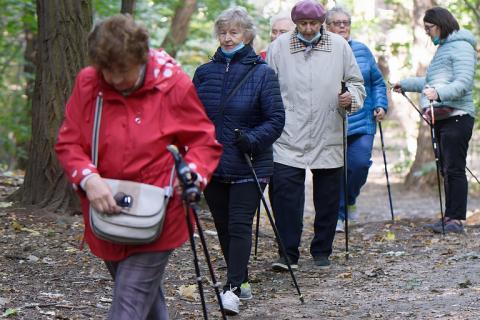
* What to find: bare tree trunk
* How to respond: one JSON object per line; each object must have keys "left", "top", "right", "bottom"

{"left": 161, "top": 0, "right": 197, "bottom": 57}
{"left": 11, "top": 0, "right": 92, "bottom": 213}
{"left": 404, "top": 0, "right": 437, "bottom": 189}
{"left": 121, "top": 0, "right": 136, "bottom": 15}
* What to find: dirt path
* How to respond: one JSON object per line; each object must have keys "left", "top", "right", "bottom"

{"left": 1, "top": 120, "right": 480, "bottom": 319}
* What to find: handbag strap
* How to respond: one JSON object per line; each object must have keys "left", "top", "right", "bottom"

{"left": 91, "top": 93, "right": 103, "bottom": 167}
{"left": 91, "top": 93, "right": 176, "bottom": 197}
{"left": 218, "top": 63, "right": 259, "bottom": 117}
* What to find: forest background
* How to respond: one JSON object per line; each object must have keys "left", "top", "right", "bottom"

{"left": 0, "top": 0, "right": 479, "bottom": 213}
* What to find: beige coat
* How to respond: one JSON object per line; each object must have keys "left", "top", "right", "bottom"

{"left": 267, "top": 29, "right": 365, "bottom": 169}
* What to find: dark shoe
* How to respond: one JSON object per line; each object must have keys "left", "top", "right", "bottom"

{"left": 433, "top": 219, "right": 464, "bottom": 234}
{"left": 424, "top": 218, "right": 465, "bottom": 234}
{"left": 313, "top": 256, "right": 331, "bottom": 269}
{"left": 271, "top": 256, "right": 298, "bottom": 272}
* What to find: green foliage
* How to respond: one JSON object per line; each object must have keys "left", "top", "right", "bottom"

{"left": 0, "top": 0, "right": 36, "bottom": 169}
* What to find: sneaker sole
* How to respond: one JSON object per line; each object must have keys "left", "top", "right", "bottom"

{"left": 272, "top": 262, "right": 298, "bottom": 272}
{"left": 239, "top": 294, "right": 252, "bottom": 300}
{"left": 223, "top": 306, "right": 239, "bottom": 315}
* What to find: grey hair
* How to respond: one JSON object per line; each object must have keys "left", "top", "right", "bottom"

{"left": 214, "top": 6, "right": 257, "bottom": 44}
{"left": 325, "top": 6, "right": 352, "bottom": 25}
{"left": 270, "top": 12, "right": 294, "bottom": 27}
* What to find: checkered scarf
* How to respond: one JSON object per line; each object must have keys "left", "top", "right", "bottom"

{"left": 289, "top": 27, "right": 332, "bottom": 55}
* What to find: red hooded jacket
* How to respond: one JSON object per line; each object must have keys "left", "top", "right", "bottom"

{"left": 55, "top": 49, "right": 222, "bottom": 261}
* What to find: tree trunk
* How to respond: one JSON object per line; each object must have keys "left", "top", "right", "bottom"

{"left": 12, "top": 0, "right": 92, "bottom": 212}
{"left": 121, "top": 0, "right": 136, "bottom": 15}
{"left": 161, "top": 0, "right": 197, "bottom": 57}
{"left": 404, "top": 0, "right": 438, "bottom": 189}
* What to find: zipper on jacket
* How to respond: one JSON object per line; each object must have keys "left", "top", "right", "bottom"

{"left": 225, "top": 61, "right": 230, "bottom": 72}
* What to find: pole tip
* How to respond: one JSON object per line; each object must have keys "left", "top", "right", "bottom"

{"left": 300, "top": 296, "right": 305, "bottom": 304}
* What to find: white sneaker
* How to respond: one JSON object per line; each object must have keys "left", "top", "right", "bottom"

{"left": 336, "top": 219, "right": 345, "bottom": 233}
{"left": 220, "top": 289, "right": 240, "bottom": 315}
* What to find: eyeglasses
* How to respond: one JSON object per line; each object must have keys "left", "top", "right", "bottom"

{"left": 424, "top": 24, "right": 437, "bottom": 32}
{"left": 330, "top": 20, "right": 351, "bottom": 27}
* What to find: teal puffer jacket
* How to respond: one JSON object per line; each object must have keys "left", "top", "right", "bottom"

{"left": 400, "top": 29, "right": 477, "bottom": 117}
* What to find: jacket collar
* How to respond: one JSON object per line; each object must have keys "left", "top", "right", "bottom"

{"left": 289, "top": 27, "right": 332, "bottom": 54}
{"left": 212, "top": 44, "right": 263, "bottom": 65}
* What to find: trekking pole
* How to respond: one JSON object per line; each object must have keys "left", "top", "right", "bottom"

{"left": 428, "top": 100, "right": 446, "bottom": 235}
{"left": 234, "top": 130, "right": 305, "bottom": 304}
{"left": 387, "top": 81, "right": 480, "bottom": 185}
{"left": 167, "top": 145, "right": 227, "bottom": 320}
{"left": 378, "top": 122, "right": 395, "bottom": 221}
{"left": 254, "top": 203, "right": 261, "bottom": 259}
{"left": 340, "top": 81, "right": 349, "bottom": 260}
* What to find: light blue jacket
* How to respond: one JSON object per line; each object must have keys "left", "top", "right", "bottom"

{"left": 400, "top": 29, "right": 477, "bottom": 117}
{"left": 348, "top": 40, "right": 388, "bottom": 136}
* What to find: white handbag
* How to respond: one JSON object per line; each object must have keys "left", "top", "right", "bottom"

{"left": 88, "top": 94, "right": 174, "bottom": 245}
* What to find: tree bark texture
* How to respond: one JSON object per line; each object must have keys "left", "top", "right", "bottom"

{"left": 121, "top": 0, "right": 136, "bottom": 15}
{"left": 161, "top": 0, "right": 197, "bottom": 57}
{"left": 404, "top": 0, "right": 438, "bottom": 189}
{"left": 17, "top": 0, "right": 92, "bottom": 212}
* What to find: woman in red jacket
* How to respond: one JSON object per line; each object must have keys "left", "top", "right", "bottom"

{"left": 55, "top": 15, "right": 222, "bottom": 320}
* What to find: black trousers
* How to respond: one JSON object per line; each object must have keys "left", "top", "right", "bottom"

{"left": 270, "top": 162, "right": 342, "bottom": 263}
{"left": 436, "top": 114, "right": 474, "bottom": 220}
{"left": 204, "top": 180, "right": 265, "bottom": 289}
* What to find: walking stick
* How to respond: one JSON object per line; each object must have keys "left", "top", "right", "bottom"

{"left": 254, "top": 203, "right": 261, "bottom": 259}
{"left": 378, "top": 122, "right": 395, "bottom": 221}
{"left": 428, "top": 101, "right": 446, "bottom": 234}
{"left": 167, "top": 145, "right": 227, "bottom": 320}
{"left": 340, "top": 82, "right": 350, "bottom": 259}
{"left": 235, "top": 130, "right": 304, "bottom": 304}
{"left": 388, "top": 81, "right": 480, "bottom": 184}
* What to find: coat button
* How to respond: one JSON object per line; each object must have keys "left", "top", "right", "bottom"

{"left": 134, "top": 117, "right": 141, "bottom": 124}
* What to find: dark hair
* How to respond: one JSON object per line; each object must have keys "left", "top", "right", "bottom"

{"left": 88, "top": 14, "right": 149, "bottom": 70}
{"left": 423, "top": 7, "right": 459, "bottom": 39}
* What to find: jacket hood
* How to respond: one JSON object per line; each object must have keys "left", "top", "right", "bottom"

{"left": 212, "top": 44, "right": 265, "bottom": 65}
{"left": 99, "top": 49, "right": 181, "bottom": 96}
{"left": 444, "top": 29, "right": 477, "bottom": 49}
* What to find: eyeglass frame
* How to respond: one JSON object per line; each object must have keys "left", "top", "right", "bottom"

{"left": 329, "top": 20, "right": 351, "bottom": 27}
{"left": 424, "top": 23, "right": 437, "bottom": 33}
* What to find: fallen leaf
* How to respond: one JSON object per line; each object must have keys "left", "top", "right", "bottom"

{"left": 337, "top": 272, "right": 352, "bottom": 279}
{"left": 2, "top": 308, "right": 18, "bottom": 317}
{"left": 178, "top": 284, "right": 199, "bottom": 301}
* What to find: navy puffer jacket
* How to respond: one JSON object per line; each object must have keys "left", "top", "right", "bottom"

{"left": 193, "top": 45, "right": 285, "bottom": 180}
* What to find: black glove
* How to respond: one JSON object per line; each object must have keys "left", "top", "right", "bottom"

{"left": 235, "top": 131, "right": 252, "bottom": 154}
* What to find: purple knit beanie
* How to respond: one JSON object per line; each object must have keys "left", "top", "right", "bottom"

{"left": 291, "top": 0, "right": 326, "bottom": 23}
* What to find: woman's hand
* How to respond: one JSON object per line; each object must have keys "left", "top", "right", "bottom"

{"left": 85, "top": 175, "right": 121, "bottom": 214}
{"left": 422, "top": 87, "right": 439, "bottom": 101}
{"left": 374, "top": 108, "right": 386, "bottom": 121}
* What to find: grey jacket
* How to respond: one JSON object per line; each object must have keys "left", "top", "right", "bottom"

{"left": 267, "top": 29, "right": 365, "bottom": 169}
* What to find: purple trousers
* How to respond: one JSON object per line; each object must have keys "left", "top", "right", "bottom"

{"left": 105, "top": 251, "right": 172, "bottom": 320}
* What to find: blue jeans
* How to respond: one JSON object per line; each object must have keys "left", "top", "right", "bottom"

{"left": 338, "top": 134, "right": 374, "bottom": 221}
{"left": 270, "top": 163, "right": 342, "bottom": 262}
{"left": 105, "top": 251, "right": 172, "bottom": 320}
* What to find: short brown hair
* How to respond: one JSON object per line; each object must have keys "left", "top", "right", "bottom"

{"left": 423, "top": 7, "right": 459, "bottom": 39}
{"left": 88, "top": 14, "right": 149, "bottom": 70}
